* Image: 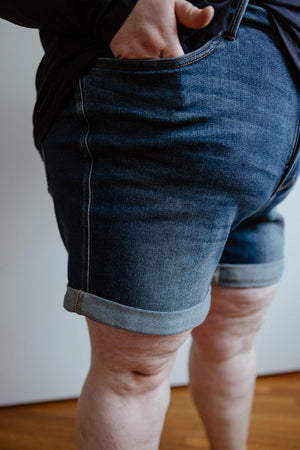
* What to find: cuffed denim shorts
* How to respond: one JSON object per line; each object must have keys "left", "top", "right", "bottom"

{"left": 41, "top": 0, "right": 300, "bottom": 335}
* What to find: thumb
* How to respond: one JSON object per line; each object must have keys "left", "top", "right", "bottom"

{"left": 175, "top": 0, "right": 214, "bottom": 29}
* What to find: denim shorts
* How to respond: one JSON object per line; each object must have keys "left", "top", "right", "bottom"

{"left": 41, "top": 0, "right": 300, "bottom": 335}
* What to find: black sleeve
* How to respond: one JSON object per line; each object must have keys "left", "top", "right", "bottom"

{"left": 0, "top": 0, "right": 138, "bottom": 44}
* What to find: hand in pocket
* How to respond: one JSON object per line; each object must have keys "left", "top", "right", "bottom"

{"left": 110, "top": 0, "right": 214, "bottom": 59}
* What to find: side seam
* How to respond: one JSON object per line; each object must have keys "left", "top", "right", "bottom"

{"left": 77, "top": 79, "right": 94, "bottom": 292}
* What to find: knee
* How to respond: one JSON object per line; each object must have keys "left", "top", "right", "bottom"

{"left": 86, "top": 319, "right": 190, "bottom": 396}
{"left": 112, "top": 363, "right": 171, "bottom": 397}
{"left": 192, "top": 284, "right": 278, "bottom": 362}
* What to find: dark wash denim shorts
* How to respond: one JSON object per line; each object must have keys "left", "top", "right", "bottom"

{"left": 41, "top": 1, "right": 300, "bottom": 335}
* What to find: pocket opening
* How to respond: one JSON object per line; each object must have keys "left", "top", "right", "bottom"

{"left": 95, "top": 32, "right": 223, "bottom": 71}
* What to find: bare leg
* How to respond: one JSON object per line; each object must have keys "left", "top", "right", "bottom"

{"left": 189, "top": 284, "right": 278, "bottom": 450}
{"left": 76, "top": 319, "right": 190, "bottom": 450}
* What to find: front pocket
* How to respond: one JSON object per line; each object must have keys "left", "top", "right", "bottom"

{"left": 95, "top": 32, "right": 223, "bottom": 72}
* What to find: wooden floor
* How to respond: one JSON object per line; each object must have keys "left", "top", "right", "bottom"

{"left": 1, "top": 372, "right": 299, "bottom": 449}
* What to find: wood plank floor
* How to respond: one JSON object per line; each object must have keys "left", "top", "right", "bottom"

{"left": 0, "top": 372, "right": 299, "bottom": 449}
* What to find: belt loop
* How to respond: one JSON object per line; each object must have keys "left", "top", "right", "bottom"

{"left": 224, "top": 0, "right": 250, "bottom": 41}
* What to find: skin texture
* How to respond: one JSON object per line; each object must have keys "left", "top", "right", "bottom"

{"left": 76, "top": 321, "right": 190, "bottom": 450}
{"left": 76, "top": 285, "right": 278, "bottom": 450}
{"left": 110, "top": 0, "right": 214, "bottom": 59}
{"left": 189, "top": 284, "right": 278, "bottom": 450}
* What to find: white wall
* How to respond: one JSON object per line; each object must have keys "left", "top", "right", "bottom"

{"left": 0, "top": 21, "right": 90, "bottom": 406}
{"left": 0, "top": 20, "right": 299, "bottom": 407}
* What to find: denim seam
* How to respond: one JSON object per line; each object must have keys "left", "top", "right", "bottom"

{"left": 95, "top": 34, "right": 222, "bottom": 71}
{"left": 75, "top": 290, "right": 84, "bottom": 315}
{"left": 276, "top": 177, "right": 296, "bottom": 192}
{"left": 77, "top": 79, "right": 94, "bottom": 292}
{"left": 96, "top": 33, "right": 215, "bottom": 65}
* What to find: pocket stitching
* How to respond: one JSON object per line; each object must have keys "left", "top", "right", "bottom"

{"left": 95, "top": 33, "right": 223, "bottom": 71}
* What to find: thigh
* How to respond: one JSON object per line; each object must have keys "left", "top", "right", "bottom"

{"left": 192, "top": 284, "right": 279, "bottom": 360}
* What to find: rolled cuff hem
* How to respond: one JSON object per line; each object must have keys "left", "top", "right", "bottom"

{"left": 64, "top": 286, "right": 211, "bottom": 335}
{"left": 212, "top": 260, "right": 284, "bottom": 288}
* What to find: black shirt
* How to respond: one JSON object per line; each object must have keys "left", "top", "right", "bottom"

{"left": 0, "top": 0, "right": 299, "bottom": 150}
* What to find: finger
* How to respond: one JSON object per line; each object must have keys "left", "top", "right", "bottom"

{"left": 175, "top": 0, "right": 214, "bottom": 29}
